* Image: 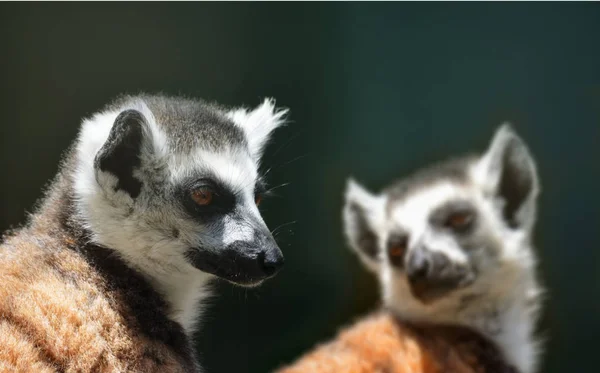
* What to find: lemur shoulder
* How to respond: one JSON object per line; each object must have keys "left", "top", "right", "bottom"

{"left": 277, "top": 125, "right": 543, "bottom": 373}
{"left": 0, "top": 94, "right": 288, "bottom": 372}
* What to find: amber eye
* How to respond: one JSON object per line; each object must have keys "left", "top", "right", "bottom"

{"left": 445, "top": 211, "right": 474, "bottom": 230}
{"left": 255, "top": 193, "right": 263, "bottom": 206}
{"left": 191, "top": 188, "right": 213, "bottom": 206}
{"left": 387, "top": 236, "right": 408, "bottom": 259}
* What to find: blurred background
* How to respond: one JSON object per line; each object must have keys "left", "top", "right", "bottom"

{"left": 1, "top": 3, "right": 598, "bottom": 373}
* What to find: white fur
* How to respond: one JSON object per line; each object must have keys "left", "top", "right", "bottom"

{"left": 344, "top": 179, "right": 387, "bottom": 272}
{"left": 169, "top": 148, "right": 258, "bottom": 201}
{"left": 227, "top": 98, "right": 288, "bottom": 161}
{"left": 388, "top": 183, "right": 471, "bottom": 266}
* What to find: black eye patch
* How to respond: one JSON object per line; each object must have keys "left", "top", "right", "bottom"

{"left": 429, "top": 200, "right": 477, "bottom": 233}
{"left": 387, "top": 232, "right": 409, "bottom": 268}
{"left": 178, "top": 177, "right": 236, "bottom": 221}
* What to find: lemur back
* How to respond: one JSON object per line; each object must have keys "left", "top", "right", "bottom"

{"left": 0, "top": 94, "right": 288, "bottom": 372}
{"left": 277, "top": 125, "right": 543, "bottom": 373}
{"left": 0, "top": 183, "right": 195, "bottom": 371}
{"left": 277, "top": 313, "right": 517, "bottom": 373}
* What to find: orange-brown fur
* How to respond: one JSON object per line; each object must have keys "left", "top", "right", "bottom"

{"left": 276, "top": 312, "right": 517, "bottom": 373}
{"left": 0, "top": 236, "right": 185, "bottom": 372}
{"left": 0, "top": 167, "right": 195, "bottom": 372}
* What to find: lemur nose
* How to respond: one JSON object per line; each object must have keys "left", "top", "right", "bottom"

{"left": 406, "top": 249, "right": 453, "bottom": 285}
{"left": 406, "top": 249, "right": 431, "bottom": 283}
{"left": 405, "top": 248, "right": 467, "bottom": 303}
{"left": 260, "top": 248, "right": 285, "bottom": 276}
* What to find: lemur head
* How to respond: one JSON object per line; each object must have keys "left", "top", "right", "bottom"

{"left": 343, "top": 125, "right": 540, "bottom": 324}
{"left": 73, "top": 94, "right": 287, "bottom": 288}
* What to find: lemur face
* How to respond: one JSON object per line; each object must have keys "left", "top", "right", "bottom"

{"left": 383, "top": 182, "right": 490, "bottom": 304}
{"left": 344, "top": 125, "right": 539, "bottom": 314}
{"left": 75, "top": 95, "right": 287, "bottom": 286}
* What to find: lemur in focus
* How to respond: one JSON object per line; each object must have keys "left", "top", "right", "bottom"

{"left": 0, "top": 94, "right": 288, "bottom": 372}
{"left": 278, "top": 125, "right": 543, "bottom": 373}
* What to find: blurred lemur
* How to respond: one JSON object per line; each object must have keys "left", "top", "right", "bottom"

{"left": 0, "top": 94, "right": 288, "bottom": 372}
{"left": 278, "top": 125, "right": 543, "bottom": 373}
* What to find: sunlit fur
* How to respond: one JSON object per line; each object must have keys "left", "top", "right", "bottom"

{"left": 277, "top": 312, "right": 518, "bottom": 373}
{"left": 73, "top": 96, "right": 287, "bottom": 332}
{"left": 0, "top": 94, "right": 287, "bottom": 372}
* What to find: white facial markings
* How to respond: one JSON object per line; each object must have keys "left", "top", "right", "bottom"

{"left": 170, "top": 148, "right": 257, "bottom": 193}
{"left": 388, "top": 182, "right": 471, "bottom": 266}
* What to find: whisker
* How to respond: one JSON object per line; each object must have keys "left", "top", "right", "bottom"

{"left": 269, "top": 129, "right": 303, "bottom": 158}
{"left": 265, "top": 182, "right": 290, "bottom": 196}
{"left": 263, "top": 153, "right": 309, "bottom": 177}
{"left": 274, "top": 153, "right": 309, "bottom": 170}
{"left": 271, "top": 220, "right": 297, "bottom": 236}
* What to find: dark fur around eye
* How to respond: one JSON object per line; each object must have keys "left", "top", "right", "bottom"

{"left": 387, "top": 233, "right": 409, "bottom": 268}
{"left": 430, "top": 200, "right": 477, "bottom": 234}
{"left": 177, "top": 175, "right": 268, "bottom": 220}
{"left": 178, "top": 178, "right": 236, "bottom": 221}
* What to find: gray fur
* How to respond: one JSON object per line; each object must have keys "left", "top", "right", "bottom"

{"left": 384, "top": 155, "right": 478, "bottom": 207}
{"left": 110, "top": 94, "right": 248, "bottom": 153}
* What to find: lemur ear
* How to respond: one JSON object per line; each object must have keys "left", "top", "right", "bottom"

{"left": 94, "top": 109, "right": 149, "bottom": 199}
{"left": 228, "top": 98, "right": 288, "bottom": 161}
{"left": 475, "top": 124, "right": 540, "bottom": 230}
{"left": 343, "top": 179, "right": 386, "bottom": 272}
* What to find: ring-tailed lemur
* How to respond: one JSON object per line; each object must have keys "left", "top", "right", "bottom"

{"left": 278, "top": 125, "right": 542, "bottom": 373}
{"left": 0, "top": 94, "right": 287, "bottom": 372}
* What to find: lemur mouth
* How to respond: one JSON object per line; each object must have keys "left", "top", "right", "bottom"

{"left": 409, "top": 273, "right": 475, "bottom": 305}
{"left": 184, "top": 244, "right": 284, "bottom": 286}
{"left": 410, "top": 280, "right": 459, "bottom": 304}
{"left": 206, "top": 264, "right": 267, "bottom": 287}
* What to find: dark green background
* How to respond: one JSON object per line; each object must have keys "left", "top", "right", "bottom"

{"left": 1, "top": 3, "right": 598, "bottom": 373}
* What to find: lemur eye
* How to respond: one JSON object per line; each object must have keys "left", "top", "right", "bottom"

{"left": 445, "top": 211, "right": 474, "bottom": 230}
{"left": 387, "top": 236, "right": 408, "bottom": 260}
{"left": 255, "top": 193, "right": 263, "bottom": 206}
{"left": 191, "top": 188, "right": 214, "bottom": 206}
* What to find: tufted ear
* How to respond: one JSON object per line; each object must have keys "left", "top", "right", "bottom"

{"left": 94, "top": 109, "right": 150, "bottom": 198}
{"left": 227, "top": 98, "right": 288, "bottom": 161}
{"left": 474, "top": 124, "right": 540, "bottom": 231}
{"left": 343, "top": 179, "right": 386, "bottom": 272}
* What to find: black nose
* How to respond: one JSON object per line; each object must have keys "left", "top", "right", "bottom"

{"left": 406, "top": 248, "right": 468, "bottom": 303}
{"left": 406, "top": 249, "right": 433, "bottom": 283}
{"left": 260, "top": 248, "right": 285, "bottom": 276}
{"left": 186, "top": 238, "right": 285, "bottom": 285}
